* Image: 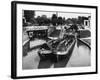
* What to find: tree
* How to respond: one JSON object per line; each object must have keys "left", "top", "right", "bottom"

{"left": 51, "top": 14, "right": 58, "bottom": 26}
{"left": 24, "top": 10, "right": 35, "bottom": 22}
{"left": 65, "top": 18, "right": 73, "bottom": 25}
{"left": 71, "top": 18, "right": 78, "bottom": 25}
{"left": 62, "top": 17, "right": 66, "bottom": 25}
{"left": 36, "top": 16, "right": 42, "bottom": 26}
{"left": 41, "top": 15, "right": 49, "bottom": 25}
{"left": 57, "top": 16, "right": 63, "bottom": 25}
{"left": 36, "top": 15, "right": 50, "bottom": 26}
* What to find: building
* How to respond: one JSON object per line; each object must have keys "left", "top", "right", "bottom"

{"left": 25, "top": 26, "right": 48, "bottom": 40}
{"left": 83, "top": 16, "right": 91, "bottom": 29}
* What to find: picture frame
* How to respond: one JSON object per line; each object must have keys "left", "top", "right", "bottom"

{"left": 11, "top": 1, "right": 98, "bottom": 79}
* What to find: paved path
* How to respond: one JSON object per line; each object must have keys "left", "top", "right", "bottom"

{"left": 67, "top": 39, "right": 91, "bottom": 67}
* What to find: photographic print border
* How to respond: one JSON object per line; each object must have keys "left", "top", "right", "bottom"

{"left": 11, "top": 1, "right": 98, "bottom": 79}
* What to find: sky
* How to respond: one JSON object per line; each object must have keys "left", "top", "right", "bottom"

{"left": 34, "top": 11, "right": 91, "bottom": 19}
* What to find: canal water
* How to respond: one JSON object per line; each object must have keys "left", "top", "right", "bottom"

{"left": 22, "top": 39, "right": 91, "bottom": 69}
